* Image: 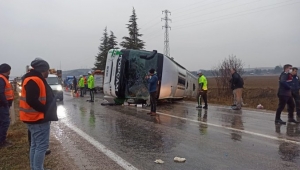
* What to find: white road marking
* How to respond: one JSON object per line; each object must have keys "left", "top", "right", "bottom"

{"left": 139, "top": 108, "right": 300, "bottom": 145}
{"left": 177, "top": 101, "right": 278, "bottom": 116}
{"left": 61, "top": 120, "right": 138, "bottom": 170}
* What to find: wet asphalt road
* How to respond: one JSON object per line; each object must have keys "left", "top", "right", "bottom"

{"left": 52, "top": 92, "right": 300, "bottom": 170}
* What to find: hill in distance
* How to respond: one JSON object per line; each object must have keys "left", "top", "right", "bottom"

{"left": 62, "top": 69, "right": 91, "bottom": 78}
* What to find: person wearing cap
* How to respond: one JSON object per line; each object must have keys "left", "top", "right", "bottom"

{"left": 21, "top": 66, "right": 51, "bottom": 156}
{"left": 0, "top": 63, "right": 14, "bottom": 148}
{"left": 87, "top": 71, "right": 95, "bottom": 102}
{"left": 145, "top": 68, "right": 158, "bottom": 116}
{"left": 20, "top": 58, "right": 58, "bottom": 169}
{"left": 78, "top": 75, "right": 85, "bottom": 97}
{"left": 196, "top": 70, "right": 208, "bottom": 109}
{"left": 290, "top": 67, "right": 300, "bottom": 117}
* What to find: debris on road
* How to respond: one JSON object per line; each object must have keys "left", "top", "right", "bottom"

{"left": 256, "top": 104, "right": 264, "bottom": 109}
{"left": 154, "top": 159, "right": 164, "bottom": 164}
{"left": 174, "top": 157, "right": 186, "bottom": 163}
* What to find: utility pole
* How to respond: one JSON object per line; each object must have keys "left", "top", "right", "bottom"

{"left": 162, "top": 10, "right": 171, "bottom": 57}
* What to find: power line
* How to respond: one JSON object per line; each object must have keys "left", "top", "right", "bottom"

{"left": 173, "top": 0, "right": 300, "bottom": 30}
{"left": 173, "top": 0, "right": 237, "bottom": 20}
{"left": 171, "top": 0, "right": 207, "bottom": 12}
{"left": 173, "top": 0, "right": 224, "bottom": 17}
{"left": 140, "top": 21, "right": 161, "bottom": 32}
{"left": 162, "top": 10, "right": 171, "bottom": 57}
{"left": 139, "top": 14, "right": 162, "bottom": 28}
{"left": 143, "top": 27, "right": 162, "bottom": 38}
{"left": 173, "top": 0, "right": 262, "bottom": 24}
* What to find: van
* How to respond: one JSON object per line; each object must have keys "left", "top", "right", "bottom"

{"left": 47, "top": 74, "right": 63, "bottom": 101}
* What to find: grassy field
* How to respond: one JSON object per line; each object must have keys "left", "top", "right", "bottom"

{"left": 0, "top": 94, "right": 74, "bottom": 170}
{"left": 206, "top": 75, "right": 280, "bottom": 111}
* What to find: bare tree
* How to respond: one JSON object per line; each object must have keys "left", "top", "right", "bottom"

{"left": 211, "top": 55, "right": 244, "bottom": 96}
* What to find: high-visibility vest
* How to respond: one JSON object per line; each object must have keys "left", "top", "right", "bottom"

{"left": 198, "top": 75, "right": 208, "bottom": 90}
{"left": 88, "top": 75, "right": 94, "bottom": 89}
{"left": 19, "top": 76, "right": 46, "bottom": 122}
{"left": 84, "top": 77, "right": 87, "bottom": 84}
{"left": 79, "top": 77, "right": 84, "bottom": 87}
{"left": 0, "top": 74, "right": 14, "bottom": 101}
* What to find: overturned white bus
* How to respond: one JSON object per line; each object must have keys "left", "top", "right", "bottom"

{"left": 103, "top": 49, "right": 199, "bottom": 104}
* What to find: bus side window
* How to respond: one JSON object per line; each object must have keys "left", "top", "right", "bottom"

{"left": 193, "top": 83, "right": 195, "bottom": 91}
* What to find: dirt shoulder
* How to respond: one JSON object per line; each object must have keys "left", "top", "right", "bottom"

{"left": 0, "top": 122, "right": 78, "bottom": 170}
{"left": 0, "top": 101, "right": 77, "bottom": 170}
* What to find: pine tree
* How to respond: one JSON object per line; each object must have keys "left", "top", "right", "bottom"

{"left": 94, "top": 27, "right": 109, "bottom": 70}
{"left": 120, "top": 7, "right": 145, "bottom": 50}
{"left": 108, "top": 31, "right": 118, "bottom": 49}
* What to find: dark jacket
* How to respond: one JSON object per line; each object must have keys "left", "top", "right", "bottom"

{"left": 73, "top": 77, "right": 77, "bottom": 87}
{"left": 148, "top": 74, "right": 158, "bottom": 93}
{"left": 277, "top": 72, "right": 292, "bottom": 97}
{"left": 290, "top": 75, "right": 300, "bottom": 93}
{"left": 22, "top": 70, "right": 58, "bottom": 124}
{"left": 231, "top": 72, "right": 243, "bottom": 90}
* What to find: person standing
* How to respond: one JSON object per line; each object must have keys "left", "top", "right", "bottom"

{"left": 275, "top": 64, "right": 299, "bottom": 124}
{"left": 230, "top": 68, "right": 244, "bottom": 110}
{"left": 87, "top": 71, "right": 95, "bottom": 102}
{"left": 145, "top": 68, "right": 158, "bottom": 116}
{"left": 230, "top": 79, "right": 245, "bottom": 107}
{"left": 83, "top": 75, "right": 88, "bottom": 95}
{"left": 20, "top": 58, "right": 58, "bottom": 169}
{"left": 78, "top": 75, "right": 85, "bottom": 97}
{"left": 0, "top": 63, "right": 14, "bottom": 148}
{"left": 196, "top": 70, "right": 208, "bottom": 109}
{"left": 73, "top": 76, "right": 77, "bottom": 94}
{"left": 290, "top": 67, "right": 300, "bottom": 117}
{"left": 22, "top": 66, "right": 51, "bottom": 155}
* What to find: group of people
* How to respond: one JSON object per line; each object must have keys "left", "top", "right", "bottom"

{"left": 195, "top": 65, "right": 300, "bottom": 124}
{"left": 72, "top": 72, "right": 95, "bottom": 102}
{"left": 0, "top": 59, "right": 59, "bottom": 169}
{"left": 275, "top": 64, "right": 299, "bottom": 124}
{"left": 195, "top": 68, "right": 244, "bottom": 110}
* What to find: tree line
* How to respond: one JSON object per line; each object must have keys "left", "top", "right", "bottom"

{"left": 94, "top": 8, "right": 145, "bottom": 70}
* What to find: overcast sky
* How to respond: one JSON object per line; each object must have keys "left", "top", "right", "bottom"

{"left": 1, "top": 0, "right": 299, "bottom": 76}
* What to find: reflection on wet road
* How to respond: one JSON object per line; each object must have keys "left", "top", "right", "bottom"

{"left": 52, "top": 94, "right": 300, "bottom": 170}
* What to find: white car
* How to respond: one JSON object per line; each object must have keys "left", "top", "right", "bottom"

{"left": 47, "top": 74, "right": 63, "bottom": 101}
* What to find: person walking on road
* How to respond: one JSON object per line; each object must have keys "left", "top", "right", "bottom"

{"left": 87, "top": 71, "right": 95, "bottom": 102}
{"left": 20, "top": 58, "right": 58, "bottom": 170}
{"left": 79, "top": 75, "right": 85, "bottom": 97}
{"left": 0, "top": 63, "right": 14, "bottom": 148}
{"left": 196, "top": 70, "right": 208, "bottom": 109}
{"left": 230, "top": 68, "right": 244, "bottom": 110}
{"left": 290, "top": 67, "right": 300, "bottom": 117}
{"left": 275, "top": 64, "right": 299, "bottom": 124}
{"left": 145, "top": 68, "right": 158, "bottom": 116}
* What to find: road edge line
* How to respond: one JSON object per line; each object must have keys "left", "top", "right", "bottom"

{"left": 61, "top": 121, "right": 139, "bottom": 170}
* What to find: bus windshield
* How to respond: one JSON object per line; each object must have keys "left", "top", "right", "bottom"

{"left": 124, "top": 50, "right": 158, "bottom": 99}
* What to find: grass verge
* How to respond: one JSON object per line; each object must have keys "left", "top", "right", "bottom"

{"left": 0, "top": 95, "right": 76, "bottom": 170}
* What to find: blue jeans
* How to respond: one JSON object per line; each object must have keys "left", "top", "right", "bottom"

{"left": 27, "top": 121, "right": 50, "bottom": 170}
{"left": 0, "top": 106, "right": 10, "bottom": 143}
